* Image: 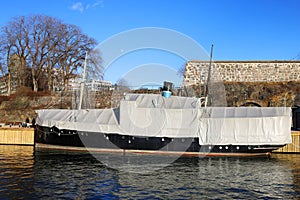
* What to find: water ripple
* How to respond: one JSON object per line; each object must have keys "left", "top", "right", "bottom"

{"left": 0, "top": 146, "right": 299, "bottom": 199}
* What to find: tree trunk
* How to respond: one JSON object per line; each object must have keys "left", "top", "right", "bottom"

{"left": 48, "top": 72, "right": 53, "bottom": 91}
{"left": 33, "top": 79, "right": 38, "bottom": 92}
{"left": 31, "top": 67, "right": 38, "bottom": 92}
{"left": 7, "top": 49, "right": 11, "bottom": 96}
{"left": 64, "top": 79, "right": 69, "bottom": 92}
{"left": 7, "top": 71, "right": 11, "bottom": 95}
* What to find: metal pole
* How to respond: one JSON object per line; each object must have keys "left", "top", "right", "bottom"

{"left": 79, "top": 51, "right": 88, "bottom": 110}
{"left": 206, "top": 44, "right": 214, "bottom": 100}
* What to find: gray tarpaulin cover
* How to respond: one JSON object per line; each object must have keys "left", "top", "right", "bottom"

{"left": 36, "top": 94, "right": 292, "bottom": 145}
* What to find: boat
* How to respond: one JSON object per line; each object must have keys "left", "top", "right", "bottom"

{"left": 35, "top": 92, "right": 292, "bottom": 157}
{"left": 34, "top": 46, "right": 292, "bottom": 157}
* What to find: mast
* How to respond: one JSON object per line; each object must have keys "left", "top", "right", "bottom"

{"left": 205, "top": 44, "right": 214, "bottom": 102}
{"left": 79, "top": 51, "right": 88, "bottom": 110}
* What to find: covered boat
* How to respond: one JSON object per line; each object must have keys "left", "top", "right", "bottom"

{"left": 35, "top": 93, "right": 292, "bottom": 156}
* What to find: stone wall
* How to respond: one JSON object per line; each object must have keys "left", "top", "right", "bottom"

{"left": 183, "top": 61, "right": 300, "bottom": 85}
{"left": 183, "top": 61, "right": 300, "bottom": 107}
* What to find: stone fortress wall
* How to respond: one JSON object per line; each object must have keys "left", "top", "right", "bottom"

{"left": 183, "top": 61, "right": 300, "bottom": 107}
{"left": 183, "top": 61, "right": 300, "bottom": 85}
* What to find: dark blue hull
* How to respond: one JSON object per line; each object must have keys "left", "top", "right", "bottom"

{"left": 35, "top": 125, "right": 284, "bottom": 157}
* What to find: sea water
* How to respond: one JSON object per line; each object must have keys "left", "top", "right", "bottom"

{"left": 0, "top": 145, "right": 299, "bottom": 199}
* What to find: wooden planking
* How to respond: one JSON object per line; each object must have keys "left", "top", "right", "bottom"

{"left": 274, "top": 131, "right": 300, "bottom": 153}
{"left": 0, "top": 128, "right": 34, "bottom": 145}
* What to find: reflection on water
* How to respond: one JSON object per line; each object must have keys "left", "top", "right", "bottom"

{"left": 273, "top": 154, "right": 300, "bottom": 197}
{"left": 0, "top": 145, "right": 35, "bottom": 199}
{"left": 116, "top": 155, "right": 300, "bottom": 199}
{"left": 33, "top": 151, "right": 120, "bottom": 199}
{"left": 0, "top": 145, "right": 299, "bottom": 199}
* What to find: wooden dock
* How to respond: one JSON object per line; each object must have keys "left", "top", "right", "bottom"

{"left": 0, "top": 128, "right": 34, "bottom": 145}
{"left": 274, "top": 131, "right": 300, "bottom": 153}
{"left": 0, "top": 127, "right": 299, "bottom": 152}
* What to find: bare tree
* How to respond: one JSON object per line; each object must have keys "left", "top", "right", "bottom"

{"left": 0, "top": 35, "right": 8, "bottom": 79}
{"left": 55, "top": 23, "right": 98, "bottom": 91}
{"left": 86, "top": 48, "right": 103, "bottom": 80}
{"left": 0, "top": 27, "right": 11, "bottom": 94}
{"left": 0, "top": 15, "right": 100, "bottom": 93}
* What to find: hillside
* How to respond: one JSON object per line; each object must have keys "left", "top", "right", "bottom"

{"left": 1, "top": 82, "right": 300, "bottom": 124}
{"left": 0, "top": 88, "right": 62, "bottom": 123}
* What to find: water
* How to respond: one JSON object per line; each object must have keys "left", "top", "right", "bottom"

{"left": 0, "top": 145, "right": 299, "bottom": 199}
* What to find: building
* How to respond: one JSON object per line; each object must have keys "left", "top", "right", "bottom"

{"left": 68, "top": 78, "right": 113, "bottom": 91}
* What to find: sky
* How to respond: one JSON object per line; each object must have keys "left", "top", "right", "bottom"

{"left": 0, "top": 0, "right": 300, "bottom": 85}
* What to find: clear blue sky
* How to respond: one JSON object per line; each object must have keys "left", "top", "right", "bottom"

{"left": 1, "top": 0, "right": 300, "bottom": 85}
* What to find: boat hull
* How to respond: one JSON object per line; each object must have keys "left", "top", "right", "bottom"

{"left": 34, "top": 125, "right": 284, "bottom": 157}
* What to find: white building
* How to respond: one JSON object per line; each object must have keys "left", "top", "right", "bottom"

{"left": 68, "top": 78, "right": 112, "bottom": 91}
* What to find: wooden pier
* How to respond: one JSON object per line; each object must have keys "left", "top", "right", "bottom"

{"left": 274, "top": 131, "right": 300, "bottom": 153}
{"left": 0, "top": 128, "right": 34, "bottom": 145}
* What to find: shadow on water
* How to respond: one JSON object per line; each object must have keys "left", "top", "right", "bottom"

{"left": 0, "top": 145, "right": 299, "bottom": 199}
{"left": 33, "top": 150, "right": 120, "bottom": 199}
